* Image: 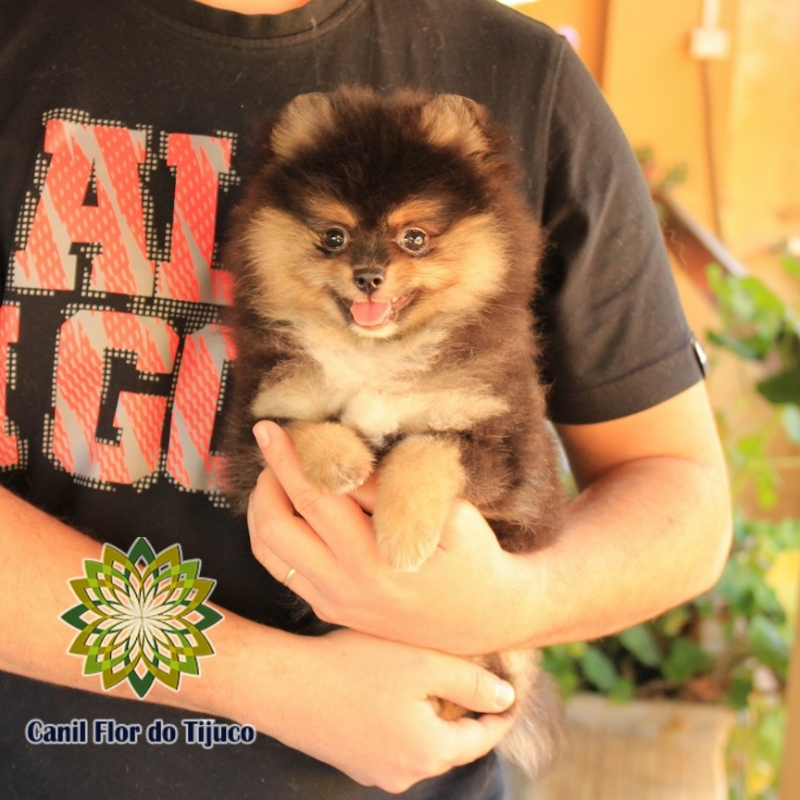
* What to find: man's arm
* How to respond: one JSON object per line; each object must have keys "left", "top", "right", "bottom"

{"left": 248, "top": 381, "right": 732, "bottom": 654}
{"left": 537, "top": 378, "right": 732, "bottom": 645}
{"left": 0, "top": 486, "right": 516, "bottom": 792}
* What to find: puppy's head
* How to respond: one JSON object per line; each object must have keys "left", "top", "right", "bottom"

{"left": 233, "top": 88, "right": 527, "bottom": 340}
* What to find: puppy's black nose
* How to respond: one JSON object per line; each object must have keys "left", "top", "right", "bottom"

{"left": 353, "top": 267, "right": 385, "bottom": 294}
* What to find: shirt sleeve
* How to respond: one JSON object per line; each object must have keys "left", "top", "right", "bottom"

{"left": 535, "top": 40, "right": 703, "bottom": 425}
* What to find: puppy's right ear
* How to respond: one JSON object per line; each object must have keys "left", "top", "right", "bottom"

{"left": 269, "top": 92, "right": 334, "bottom": 161}
{"left": 420, "top": 95, "right": 491, "bottom": 157}
{"left": 420, "top": 94, "right": 511, "bottom": 163}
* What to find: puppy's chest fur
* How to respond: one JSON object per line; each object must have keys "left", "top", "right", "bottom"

{"left": 251, "top": 328, "right": 508, "bottom": 449}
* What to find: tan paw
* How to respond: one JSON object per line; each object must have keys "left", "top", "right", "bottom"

{"left": 287, "top": 421, "right": 374, "bottom": 494}
{"left": 374, "top": 503, "right": 445, "bottom": 571}
{"left": 373, "top": 435, "right": 465, "bottom": 571}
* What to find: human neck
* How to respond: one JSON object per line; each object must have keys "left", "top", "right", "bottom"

{"left": 193, "top": 0, "right": 313, "bottom": 14}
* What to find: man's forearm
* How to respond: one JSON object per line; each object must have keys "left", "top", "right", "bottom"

{"left": 512, "top": 454, "right": 732, "bottom": 649}
{"left": 0, "top": 486, "right": 104, "bottom": 684}
{"left": 0, "top": 486, "right": 518, "bottom": 791}
{"left": 0, "top": 484, "right": 269, "bottom": 714}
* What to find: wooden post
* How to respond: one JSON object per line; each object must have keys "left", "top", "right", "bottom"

{"left": 779, "top": 610, "right": 800, "bottom": 798}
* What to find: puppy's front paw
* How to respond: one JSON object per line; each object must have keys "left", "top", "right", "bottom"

{"left": 373, "top": 435, "right": 465, "bottom": 571}
{"left": 374, "top": 499, "right": 446, "bottom": 571}
{"left": 286, "top": 421, "right": 374, "bottom": 494}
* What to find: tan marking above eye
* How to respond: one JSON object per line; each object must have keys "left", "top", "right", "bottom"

{"left": 304, "top": 197, "right": 358, "bottom": 230}
{"left": 387, "top": 199, "right": 453, "bottom": 234}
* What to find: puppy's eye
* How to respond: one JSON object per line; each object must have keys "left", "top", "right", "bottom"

{"left": 321, "top": 226, "right": 349, "bottom": 252}
{"left": 399, "top": 228, "right": 429, "bottom": 254}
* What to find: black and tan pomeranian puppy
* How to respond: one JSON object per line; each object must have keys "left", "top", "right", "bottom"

{"left": 223, "top": 87, "right": 565, "bottom": 776}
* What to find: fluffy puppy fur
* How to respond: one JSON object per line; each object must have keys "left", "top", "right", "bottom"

{"left": 223, "top": 87, "right": 565, "bottom": 776}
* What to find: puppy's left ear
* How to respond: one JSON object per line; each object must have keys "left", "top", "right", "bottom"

{"left": 420, "top": 95, "right": 506, "bottom": 158}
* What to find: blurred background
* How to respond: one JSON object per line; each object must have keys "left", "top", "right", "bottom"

{"left": 496, "top": 2, "right": 800, "bottom": 799}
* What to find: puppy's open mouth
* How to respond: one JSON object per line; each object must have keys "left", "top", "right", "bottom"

{"left": 348, "top": 292, "right": 416, "bottom": 329}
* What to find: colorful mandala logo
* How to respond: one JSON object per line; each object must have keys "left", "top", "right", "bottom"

{"left": 61, "top": 538, "right": 223, "bottom": 699}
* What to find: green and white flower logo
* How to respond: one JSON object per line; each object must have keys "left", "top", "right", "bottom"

{"left": 61, "top": 538, "right": 223, "bottom": 699}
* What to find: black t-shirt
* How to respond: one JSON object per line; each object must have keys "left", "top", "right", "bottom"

{"left": 0, "top": 0, "right": 702, "bottom": 797}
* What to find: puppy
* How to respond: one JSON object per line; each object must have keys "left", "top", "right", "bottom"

{"left": 223, "top": 87, "right": 565, "bottom": 776}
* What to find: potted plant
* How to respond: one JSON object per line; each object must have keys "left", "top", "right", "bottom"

{"left": 508, "top": 253, "right": 800, "bottom": 800}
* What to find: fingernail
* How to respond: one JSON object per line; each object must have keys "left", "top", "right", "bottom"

{"left": 253, "top": 422, "right": 271, "bottom": 450}
{"left": 495, "top": 680, "right": 516, "bottom": 709}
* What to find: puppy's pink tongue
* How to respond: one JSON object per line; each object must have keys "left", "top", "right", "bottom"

{"left": 350, "top": 300, "right": 391, "bottom": 327}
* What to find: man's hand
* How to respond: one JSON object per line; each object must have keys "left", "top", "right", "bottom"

{"left": 242, "top": 627, "right": 516, "bottom": 792}
{"left": 248, "top": 419, "right": 527, "bottom": 655}
{"left": 247, "top": 382, "right": 732, "bottom": 654}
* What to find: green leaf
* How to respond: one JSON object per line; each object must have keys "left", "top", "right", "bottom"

{"left": 717, "top": 554, "right": 785, "bottom": 619}
{"left": 541, "top": 645, "right": 575, "bottom": 673}
{"left": 754, "top": 704, "right": 787, "bottom": 766}
{"left": 728, "top": 672, "right": 753, "bottom": 709}
{"left": 555, "top": 670, "right": 581, "bottom": 698}
{"left": 780, "top": 405, "right": 800, "bottom": 444}
{"left": 658, "top": 605, "right": 691, "bottom": 637}
{"left": 757, "top": 365, "right": 800, "bottom": 405}
{"left": 748, "top": 615, "right": 790, "bottom": 676}
{"left": 782, "top": 253, "right": 800, "bottom": 277}
{"left": 715, "top": 558, "right": 755, "bottom": 608}
{"left": 754, "top": 468, "right": 778, "bottom": 509}
{"left": 617, "top": 624, "right": 663, "bottom": 667}
{"left": 565, "top": 641, "right": 588, "bottom": 659}
{"left": 735, "top": 433, "right": 767, "bottom": 461}
{"left": 764, "top": 550, "right": 800, "bottom": 626}
{"left": 662, "top": 638, "right": 714, "bottom": 684}
{"left": 659, "top": 162, "right": 688, "bottom": 193}
{"left": 707, "top": 330, "right": 766, "bottom": 361}
{"left": 738, "top": 276, "right": 784, "bottom": 318}
{"left": 580, "top": 645, "right": 620, "bottom": 693}
{"left": 610, "top": 677, "right": 636, "bottom": 703}
{"left": 705, "top": 262, "right": 727, "bottom": 297}
{"left": 541, "top": 645, "right": 582, "bottom": 697}
{"left": 634, "top": 145, "right": 655, "bottom": 168}
{"left": 771, "top": 518, "right": 800, "bottom": 550}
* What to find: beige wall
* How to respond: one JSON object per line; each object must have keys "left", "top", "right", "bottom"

{"left": 520, "top": 0, "right": 800, "bottom": 278}
{"left": 602, "top": 0, "right": 735, "bottom": 233}
{"left": 520, "top": 0, "right": 729, "bottom": 230}
{"left": 724, "top": 1, "right": 800, "bottom": 259}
